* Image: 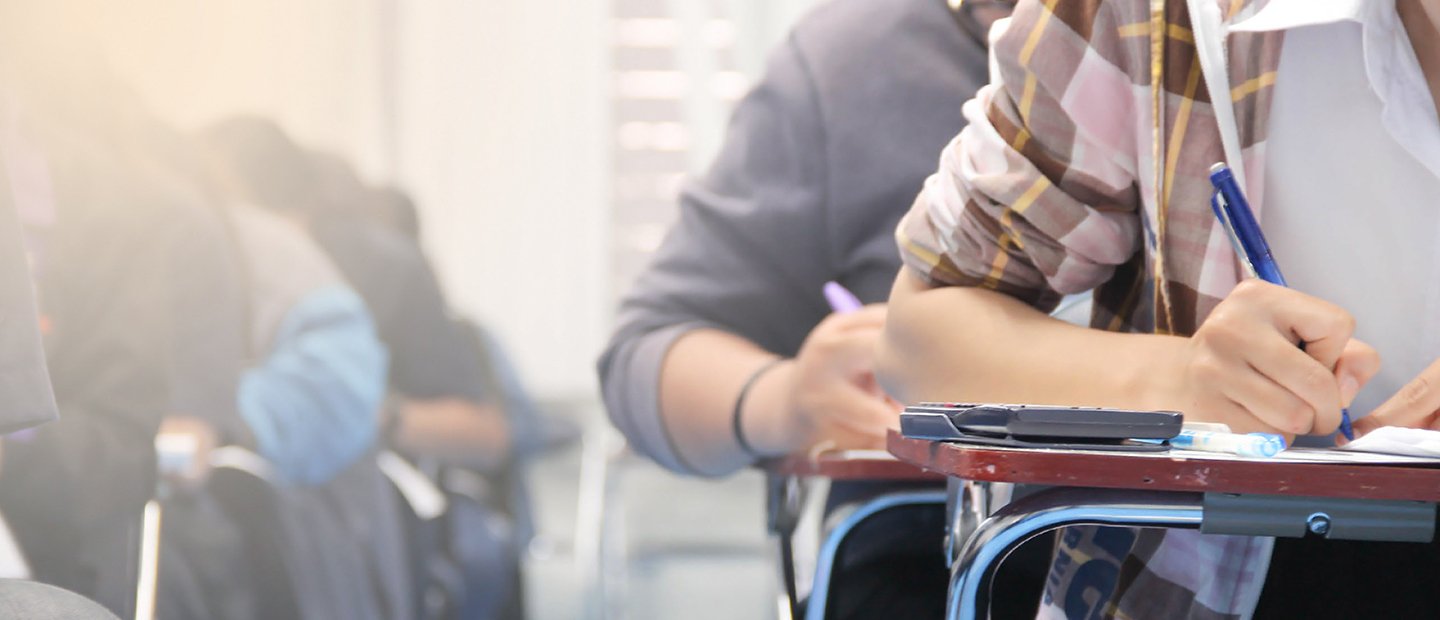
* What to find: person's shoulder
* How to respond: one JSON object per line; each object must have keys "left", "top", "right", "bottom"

{"left": 788, "top": 0, "right": 964, "bottom": 68}
{"left": 229, "top": 204, "right": 342, "bottom": 286}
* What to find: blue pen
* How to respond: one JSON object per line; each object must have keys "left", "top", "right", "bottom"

{"left": 1208, "top": 163, "right": 1355, "bottom": 440}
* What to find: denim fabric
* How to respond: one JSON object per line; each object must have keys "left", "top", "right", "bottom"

{"left": 239, "top": 285, "right": 388, "bottom": 485}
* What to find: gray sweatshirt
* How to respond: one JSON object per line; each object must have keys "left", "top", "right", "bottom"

{"left": 598, "top": 0, "right": 994, "bottom": 473}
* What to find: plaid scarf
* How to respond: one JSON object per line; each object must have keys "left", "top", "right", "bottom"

{"left": 900, "top": 0, "right": 1286, "bottom": 616}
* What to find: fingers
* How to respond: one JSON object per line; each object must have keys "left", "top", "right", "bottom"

{"left": 814, "top": 384, "right": 897, "bottom": 449}
{"left": 1242, "top": 334, "right": 1342, "bottom": 434}
{"left": 1349, "top": 414, "right": 1380, "bottom": 438}
{"left": 820, "top": 304, "right": 888, "bottom": 332}
{"left": 815, "top": 425, "right": 887, "bottom": 451}
{"left": 1198, "top": 392, "right": 1290, "bottom": 441}
{"left": 810, "top": 325, "right": 885, "bottom": 374}
{"left": 1199, "top": 281, "right": 1363, "bottom": 435}
{"left": 1218, "top": 358, "right": 1319, "bottom": 434}
{"left": 831, "top": 383, "right": 900, "bottom": 432}
{"left": 1356, "top": 356, "right": 1440, "bottom": 435}
{"left": 1335, "top": 339, "right": 1381, "bottom": 419}
{"left": 1251, "top": 281, "right": 1355, "bottom": 368}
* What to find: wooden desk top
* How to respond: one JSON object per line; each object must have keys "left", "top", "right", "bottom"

{"left": 765, "top": 449, "right": 944, "bottom": 482}
{"left": 888, "top": 431, "right": 1440, "bottom": 502}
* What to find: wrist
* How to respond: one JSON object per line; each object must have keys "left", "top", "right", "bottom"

{"left": 1125, "top": 333, "right": 1193, "bottom": 413}
{"left": 739, "top": 359, "right": 802, "bottom": 457}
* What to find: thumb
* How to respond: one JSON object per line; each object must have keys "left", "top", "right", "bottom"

{"left": 1334, "top": 338, "right": 1380, "bottom": 409}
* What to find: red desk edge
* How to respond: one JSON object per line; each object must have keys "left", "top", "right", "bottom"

{"left": 887, "top": 430, "right": 1440, "bottom": 503}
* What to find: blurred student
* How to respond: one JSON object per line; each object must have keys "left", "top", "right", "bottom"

{"left": 598, "top": 0, "right": 1011, "bottom": 617}
{"left": 305, "top": 149, "right": 511, "bottom": 470}
{"left": 0, "top": 209, "right": 119, "bottom": 620}
{"left": 147, "top": 193, "right": 255, "bottom": 619}
{"left": 302, "top": 149, "right": 522, "bottom": 618}
{"left": 0, "top": 133, "right": 58, "bottom": 436}
{"left": 880, "top": 0, "right": 1440, "bottom": 617}
{"left": 202, "top": 119, "right": 417, "bottom": 620}
{"left": 0, "top": 91, "right": 208, "bottom": 614}
{"left": 1, "top": 21, "right": 262, "bottom": 616}
{"left": 0, "top": 93, "right": 123, "bottom": 620}
{"left": 0, "top": 106, "right": 61, "bottom": 585}
{"left": 600, "top": 0, "right": 1004, "bottom": 475}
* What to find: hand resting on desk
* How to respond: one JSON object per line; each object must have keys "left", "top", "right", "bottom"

{"left": 1351, "top": 355, "right": 1440, "bottom": 439}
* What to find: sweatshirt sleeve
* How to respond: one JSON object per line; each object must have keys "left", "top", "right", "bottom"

{"left": 597, "top": 35, "right": 831, "bottom": 474}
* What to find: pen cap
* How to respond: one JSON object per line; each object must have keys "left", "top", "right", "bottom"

{"left": 823, "top": 281, "right": 863, "bottom": 314}
{"left": 1240, "top": 433, "right": 1282, "bottom": 458}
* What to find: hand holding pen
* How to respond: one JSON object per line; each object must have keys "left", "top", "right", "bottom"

{"left": 745, "top": 282, "right": 896, "bottom": 454}
{"left": 1199, "top": 164, "right": 1379, "bottom": 440}
{"left": 1166, "top": 280, "right": 1377, "bottom": 440}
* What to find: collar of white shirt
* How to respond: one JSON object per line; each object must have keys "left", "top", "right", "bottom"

{"left": 1233, "top": 0, "right": 1440, "bottom": 179}
{"left": 1230, "top": 0, "right": 1378, "bottom": 33}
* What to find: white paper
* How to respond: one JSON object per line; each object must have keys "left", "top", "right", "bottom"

{"left": 1170, "top": 446, "right": 1440, "bottom": 465}
{"left": 1340, "top": 426, "right": 1440, "bottom": 459}
{"left": 937, "top": 442, "right": 1440, "bottom": 465}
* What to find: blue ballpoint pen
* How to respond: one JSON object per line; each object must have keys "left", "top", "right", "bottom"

{"left": 1208, "top": 162, "right": 1355, "bottom": 440}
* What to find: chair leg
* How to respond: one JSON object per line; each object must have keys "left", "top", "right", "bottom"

{"left": 766, "top": 474, "right": 807, "bottom": 620}
{"left": 133, "top": 499, "right": 163, "bottom": 620}
{"left": 575, "top": 424, "right": 628, "bottom": 620}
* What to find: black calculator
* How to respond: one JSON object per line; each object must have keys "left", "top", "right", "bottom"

{"left": 900, "top": 402, "right": 1183, "bottom": 451}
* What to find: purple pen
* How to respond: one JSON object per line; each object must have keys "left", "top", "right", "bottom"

{"left": 823, "top": 281, "right": 863, "bottom": 314}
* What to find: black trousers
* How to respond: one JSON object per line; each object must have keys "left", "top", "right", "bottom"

{"left": 1254, "top": 535, "right": 1440, "bottom": 618}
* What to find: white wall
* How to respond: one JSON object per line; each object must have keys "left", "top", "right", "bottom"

{"left": 392, "top": 1, "right": 613, "bottom": 400}
{"left": 79, "top": 0, "right": 389, "bottom": 173}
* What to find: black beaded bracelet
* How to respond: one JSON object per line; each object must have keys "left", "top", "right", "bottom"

{"left": 732, "top": 358, "right": 786, "bottom": 459}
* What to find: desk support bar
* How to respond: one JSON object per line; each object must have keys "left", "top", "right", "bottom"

{"left": 948, "top": 487, "right": 1204, "bottom": 620}
{"left": 1201, "top": 492, "right": 1436, "bottom": 542}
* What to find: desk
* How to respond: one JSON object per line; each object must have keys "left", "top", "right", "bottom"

{"left": 763, "top": 450, "right": 945, "bottom": 620}
{"left": 888, "top": 430, "right": 1440, "bottom": 619}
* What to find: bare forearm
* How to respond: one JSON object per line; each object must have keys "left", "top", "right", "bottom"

{"left": 878, "top": 269, "right": 1187, "bottom": 410}
{"left": 659, "top": 329, "right": 798, "bottom": 476}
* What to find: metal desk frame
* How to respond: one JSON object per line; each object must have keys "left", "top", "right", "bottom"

{"left": 888, "top": 432, "right": 1440, "bottom": 620}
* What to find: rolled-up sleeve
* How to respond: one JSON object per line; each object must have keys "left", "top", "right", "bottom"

{"left": 898, "top": 0, "right": 1146, "bottom": 312}
{"left": 597, "top": 323, "right": 705, "bottom": 472}
{"left": 598, "top": 35, "right": 831, "bottom": 474}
